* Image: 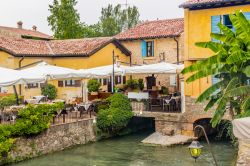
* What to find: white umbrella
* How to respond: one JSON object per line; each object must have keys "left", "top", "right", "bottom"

{"left": 20, "top": 62, "right": 85, "bottom": 80}
{"left": 79, "top": 64, "right": 129, "bottom": 78}
{"left": 0, "top": 67, "right": 45, "bottom": 87}
{"left": 125, "top": 62, "right": 184, "bottom": 75}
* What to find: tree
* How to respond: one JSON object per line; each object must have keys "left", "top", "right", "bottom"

{"left": 99, "top": 4, "right": 140, "bottom": 36}
{"left": 48, "top": 0, "right": 84, "bottom": 39}
{"left": 182, "top": 11, "right": 250, "bottom": 127}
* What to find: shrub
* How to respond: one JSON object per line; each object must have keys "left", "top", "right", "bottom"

{"left": 41, "top": 84, "right": 57, "bottom": 100}
{"left": 0, "top": 95, "right": 16, "bottom": 110}
{"left": 97, "top": 93, "right": 133, "bottom": 135}
{"left": 125, "top": 79, "right": 138, "bottom": 90}
{"left": 138, "top": 79, "right": 144, "bottom": 91}
{"left": 87, "top": 79, "right": 101, "bottom": 92}
{"left": 0, "top": 102, "right": 64, "bottom": 157}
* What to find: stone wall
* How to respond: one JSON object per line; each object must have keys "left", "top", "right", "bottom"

{"left": 236, "top": 139, "right": 250, "bottom": 166}
{"left": 1, "top": 119, "right": 96, "bottom": 164}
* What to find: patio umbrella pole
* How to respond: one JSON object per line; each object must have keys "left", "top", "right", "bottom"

{"left": 12, "top": 85, "right": 19, "bottom": 105}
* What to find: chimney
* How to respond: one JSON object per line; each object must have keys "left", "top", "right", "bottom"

{"left": 32, "top": 25, "right": 37, "bottom": 31}
{"left": 17, "top": 21, "right": 23, "bottom": 29}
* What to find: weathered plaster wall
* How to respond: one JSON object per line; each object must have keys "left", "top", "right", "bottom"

{"left": 1, "top": 119, "right": 96, "bottom": 165}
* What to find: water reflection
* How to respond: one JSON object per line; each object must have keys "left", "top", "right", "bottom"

{"left": 11, "top": 133, "right": 236, "bottom": 166}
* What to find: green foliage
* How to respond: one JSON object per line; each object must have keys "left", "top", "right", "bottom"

{"left": 97, "top": 93, "right": 133, "bottom": 135}
{"left": 0, "top": 103, "right": 64, "bottom": 156}
{"left": 99, "top": 4, "right": 140, "bottom": 36}
{"left": 41, "top": 84, "right": 57, "bottom": 100}
{"left": 125, "top": 79, "right": 138, "bottom": 90}
{"left": 48, "top": 0, "right": 85, "bottom": 39}
{"left": 0, "top": 95, "right": 16, "bottom": 110}
{"left": 48, "top": 1, "right": 140, "bottom": 38}
{"left": 138, "top": 79, "right": 144, "bottom": 91}
{"left": 87, "top": 79, "right": 101, "bottom": 92}
{"left": 182, "top": 11, "right": 250, "bottom": 127}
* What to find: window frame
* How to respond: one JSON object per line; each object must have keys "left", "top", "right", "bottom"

{"left": 146, "top": 41, "right": 154, "bottom": 57}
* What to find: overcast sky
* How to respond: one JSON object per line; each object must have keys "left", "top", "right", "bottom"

{"left": 0, "top": 0, "right": 186, "bottom": 35}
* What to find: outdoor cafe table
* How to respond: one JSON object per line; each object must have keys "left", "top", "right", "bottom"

{"left": 76, "top": 102, "right": 93, "bottom": 118}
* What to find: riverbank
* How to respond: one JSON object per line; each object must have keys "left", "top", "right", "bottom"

{"left": 1, "top": 119, "right": 96, "bottom": 165}
{"left": 10, "top": 132, "right": 237, "bottom": 166}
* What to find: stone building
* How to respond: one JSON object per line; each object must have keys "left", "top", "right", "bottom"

{"left": 0, "top": 21, "right": 52, "bottom": 40}
{"left": 116, "top": 18, "right": 184, "bottom": 92}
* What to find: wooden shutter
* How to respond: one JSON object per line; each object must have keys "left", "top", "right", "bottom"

{"left": 244, "top": 12, "right": 250, "bottom": 20}
{"left": 58, "top": 81, "right": 64, "bottom": 87}
{"left": 123, "top": 76, "right": 126, "bottom": 84}
{"left": 152, "top": 41, "right": 154, "bottom": 57}
{"left": 141, "top": 40, "right": 147, "bottom": 58}
{"left": 211, "top": 15, "right": 221, "bottom": 42}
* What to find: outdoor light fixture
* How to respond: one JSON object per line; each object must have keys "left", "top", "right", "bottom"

{"left": 188, "top": 140, "right": 203, "bottom": 162}
{"left": 188, "top": 125, "right": 218, "bottom": 166}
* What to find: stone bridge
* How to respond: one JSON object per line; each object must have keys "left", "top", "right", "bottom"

{"left": 131, "top": 97, "right": 232, "bottom": 136}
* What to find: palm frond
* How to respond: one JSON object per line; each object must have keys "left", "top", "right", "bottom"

{"left": 196, "top": 79, "right": 227, "bottom": 103}
{"left": 204, "top": 98, "right": 218, "bottom": 112}
{"left": 242, "top": 96, "right": 250, "bottom": 111}
{"left": 195, "top": 41, "right": 223, "bottom": 53}
{"left": 225, "top": 85, "right": 250, "bottom": 97}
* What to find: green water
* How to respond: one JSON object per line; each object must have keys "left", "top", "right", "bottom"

{"left": 11, "top": 132, "right": 236, "bottom": 166}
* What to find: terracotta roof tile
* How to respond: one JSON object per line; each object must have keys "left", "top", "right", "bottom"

{"left": 180, "top": 0, "right": 250, "bottom": 9}
{"left": 115, "top": 18, "right": 184, "bottom": 41}
{"left": 0, "top": 37, "right": 130, "bottom": 57}
{"left": 0, "top": 26, "right": 52, "bottom": 39}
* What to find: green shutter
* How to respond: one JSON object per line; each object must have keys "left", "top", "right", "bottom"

{"left": 211, "top": 15, "right": 221, "bottom": 42}
{"left": 141, "top": 40, "right": 147, "bottom": 58}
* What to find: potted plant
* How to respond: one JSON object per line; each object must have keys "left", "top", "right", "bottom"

{"left": 125, "top": 79, "right": 138, "bottom": 92}
{"left": 87, "top": 79, "right": 101, "bottom": 95}
{"left": 138, "top": 79, "right": 144, "bottom": 91}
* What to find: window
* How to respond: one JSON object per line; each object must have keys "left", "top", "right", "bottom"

{"left": 170, "top": 75, "right": 177, "bottom": 86}
{"left": 223, "top": 15, "right": 233, "bottom": 29}
{"left": 122, "top": 76, "right": 126, "bottom": 84}
{"left": 141, "top": 40, "right": 154, "bottom": 58}
{"left": 146, "top": 41, "right": 154, "bottom": 57}
{"left": 103, "top": 78, "right": 107, "bottom": 86}
{"left": 115, "top": 76, "right": 122, "bottom": 84}
{"left": 27, "top": 83, "right": 39, "bottom": 89}
{"left": 65, "top": 80, "right": 81, "bottom": 87}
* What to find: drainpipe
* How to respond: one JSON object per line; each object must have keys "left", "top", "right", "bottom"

{"left": 174, "top": 37, "right": 180, "bottom": 92}
{"left": 18, "top": 56, "right": 25, "bottom": 95}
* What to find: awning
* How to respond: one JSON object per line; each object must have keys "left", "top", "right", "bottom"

{"left": 20, "top": 62, "right": 85, "bottom": 80}
{"left": 124, "top": 62, "right": 184, "bottom": 75}
{"left": 0, "top": 67, "right": 45, "bottom": 87}
{"left": 78, "top": 64, "right": 129, "bottom": 78}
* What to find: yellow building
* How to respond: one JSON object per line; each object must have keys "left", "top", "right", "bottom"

{"left": 0, "top": 37, "right": 131, "bottom": 101}
{"left": 180, "top": 0, "right": 250, "bottom": 98}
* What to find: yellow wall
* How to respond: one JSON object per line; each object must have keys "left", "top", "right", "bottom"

{"left": 0, "top": 43, "right": 130, "bottom": 100}
{"left": 184, "top": 5, "right": 250, "bottom": 97}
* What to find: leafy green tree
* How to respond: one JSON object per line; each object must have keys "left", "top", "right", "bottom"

{"left": 41, "top": 84, "right": 57, "bottom": 100}
{"left": 182, "top": 11, "right": 250, "bottom": 127}
{"left": 99, "top": 4, "right": 140, "bottom": 36}
{"left": 48, "top": 0, "right": 84, "bottom": 39}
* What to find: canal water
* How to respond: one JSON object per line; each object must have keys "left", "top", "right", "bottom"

{"left": 11, "top": 132, "right": 236, "bottom": 166}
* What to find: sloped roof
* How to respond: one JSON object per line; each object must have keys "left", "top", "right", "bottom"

{"left": 116, "top": 18, "right": 184, "bottom": 41}
{"left": 0, "top": 37, "right": 131, "bottom": 57}
{"left": 0, "top": 26, "right": 52, "bottom": 40}
{"left": 180, "top": 0, "right": 250, "bottom": 9}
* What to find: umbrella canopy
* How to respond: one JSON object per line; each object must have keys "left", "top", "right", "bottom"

{"left": 233, "top": 117, "right": 250, "bottom": 140}
{"left": 79, "top": 64, "right": 129, "bottom": 78}
{"left": 125, "top": 62, "right": 184, "bottom": 75}
{"left": 0, "top": 67, "right": 45, "bottom": 87}
{"left": 20, "top": 62, "right": 85, "bottom": 80}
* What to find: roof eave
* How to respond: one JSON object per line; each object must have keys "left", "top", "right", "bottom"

{"left": 179, "top": 0, "right": 250, "bottom": 10}
{"left": 117, "top": 34, "right": 181, "bottom": 41}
